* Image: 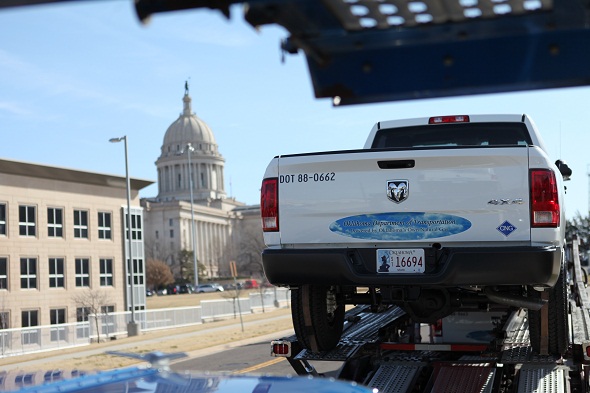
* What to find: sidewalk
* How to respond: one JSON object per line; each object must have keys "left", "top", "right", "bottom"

{"left": 0, "top": 308, "right": 295, "bottom": 372}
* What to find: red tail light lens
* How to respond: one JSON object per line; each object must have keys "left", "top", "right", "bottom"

{"left": 261, "top": 178, "right": 279, "bottom": 232}
{"left": 429, "top": 115, "right": 470, "bottom": 124}
{"left": 432, "top": 319, "right": 443, "bottom": 337}
{"left": 530, "top": 169, "right": 560, "bottom": 227}
{"left": 272, "top": 343, "right": 290, "bottom": 356}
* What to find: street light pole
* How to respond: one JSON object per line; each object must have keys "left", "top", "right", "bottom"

{"left": 109, "top": 136, "right": 139, "bottom": 336}
{"left": 186, "top": 143, "right": 199, "bottom": 289}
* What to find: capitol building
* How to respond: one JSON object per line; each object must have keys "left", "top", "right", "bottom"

{"left": 0, "top": 85, "right": 261, "bottom": 332}
{"left": 141, "top": 86, "right": 261, "bottom": 280}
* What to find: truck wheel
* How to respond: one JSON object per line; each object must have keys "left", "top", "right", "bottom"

{"left": 291, "top": 285, "right": 345, "bottom": 352}
{"left": 528, "top": 261, "right": 569, "bottom": 356}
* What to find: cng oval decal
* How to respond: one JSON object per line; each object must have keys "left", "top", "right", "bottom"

{"left": 329, "top": 212, "right": 471, "bottom": 240}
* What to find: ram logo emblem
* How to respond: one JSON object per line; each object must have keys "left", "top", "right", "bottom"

{"left": 387, "top": 180, "right": 409, "bottom": 203}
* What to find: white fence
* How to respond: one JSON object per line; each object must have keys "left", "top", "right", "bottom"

{"left": 0, "top": 288, "right": 290, "bottom": 358}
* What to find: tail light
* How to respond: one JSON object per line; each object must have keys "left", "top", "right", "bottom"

{"left": 271, "top": 340, "right": 291, "bottom": 357}
{"left": 429, "top": 115, "right": 470, "bottom": 124}
{"left": 261, "top": 178, "right": 279, "bottom": 232}
{"left": 432, "top": 319, "right": 443, "bottom": 337}
{"left": 530, "top": 169, "right": 560, "bottom": 227}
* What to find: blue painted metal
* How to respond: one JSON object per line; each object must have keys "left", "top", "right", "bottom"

{"left": 4, "top": 0, "right": 590, "bottom": 105}
{"left": 7, "top": 365, "right": 374, "bottom": 393}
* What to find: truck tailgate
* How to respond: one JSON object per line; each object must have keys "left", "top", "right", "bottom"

{"left": 277, "top": 147, "right": 530, "bottom": 245}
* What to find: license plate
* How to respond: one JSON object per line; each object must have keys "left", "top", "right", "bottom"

{"left": 377, "top": 249, "right": 425, "bottom": 273}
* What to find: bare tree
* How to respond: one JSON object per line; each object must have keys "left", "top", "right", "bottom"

{"left": 145, "top": 240, "right": 176, "bottom": 270}
{"left": 221, "top": 288, "right": 242, "bottom": 318}
{"left": 146, "top": 258, "right": 174, "bottom": 290}
{"left": 236, "top": 221, "right": 265, "bottom": 277}
{"left": 72, "top": 289, "right": 112, "bottom": 343}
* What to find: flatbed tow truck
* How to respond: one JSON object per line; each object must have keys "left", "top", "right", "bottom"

{"left": 270, "top": 237, "right": 590, "bottom": 393}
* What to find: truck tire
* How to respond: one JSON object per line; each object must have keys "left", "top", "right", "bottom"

{"left": 528, "top": 260, "right": 569, "bottom": 356}
{"left": 291, "top": 285, "right": 345, "bottom": 352}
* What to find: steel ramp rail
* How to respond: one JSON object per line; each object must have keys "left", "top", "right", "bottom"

{"left": 569, "top": 236, "right": 590, "bottom": 363}
{"left": 294, "top": 305, "right": 406, "bottom": 361}
{"left": 425, "top": 362, "right": 497, "bottom": 393}
{"left": 501, "top": 310, "right": 558, "bottom": 364}
{"left": 365, "top": 361, "right": 425, "bottom": 393}
{"left": 516, "top": 365, "right": 568, "bottom": 393}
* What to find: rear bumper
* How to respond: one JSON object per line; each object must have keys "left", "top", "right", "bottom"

{"left": 262, "top": 246, "right": 561, "bottom": 288}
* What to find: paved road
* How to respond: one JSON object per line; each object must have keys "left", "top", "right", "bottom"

{"left": 171, "top": 340, "right": 343, "bottom": 377}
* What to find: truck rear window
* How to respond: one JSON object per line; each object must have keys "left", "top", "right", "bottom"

{"left": 371, "top": 122, "right": 533, "bottom": 149}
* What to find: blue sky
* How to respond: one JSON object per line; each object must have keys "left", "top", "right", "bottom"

{"left": 1, "top": 2, "right": 589, "bottom": 219}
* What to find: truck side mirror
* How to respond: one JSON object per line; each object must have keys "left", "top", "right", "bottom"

{"left": 555, "top": 160, "right": 572, "bottom": 181}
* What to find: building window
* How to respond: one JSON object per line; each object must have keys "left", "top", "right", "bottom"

{"left": 15, "top": 373, "right": 35, "bottom": 387}
{"left": 169, "top": 219, "right": 173, "bottom": 226}
{"left": 101, "top": 305, "right": 115, "bottom": 335}
{"left": 48, "top": 258, "right": 64, "bottom": 288}
{"left": 0, "top": 203, "right": 6, "bottom": 236}
{"left": 75, "top": 258, "right": 90, "bottom": 287}
{"left": 49, "top": 308, "right": 66, "bottom": 342}
{"left": 0, "top": 311, "right": 9, "bottom": 329}
{"left": 20, "top": 258, "right": 37, "bottom": 289}
{"left": 0, "top": 257, "right": 7, "bottom": 290}
{"left": 19, "top": 205, "right": 36, "bottom": 237}
{"left": 47, "top": 208, "right": 63, "bottom": 238}
{"left": 77, "top": 307, "right": 90, "bottom": 322}
{"left": 155, "top": 230, "right": 159, "bottom": 239}
{"left": 0, "top": 310, "right": 9, "bottom": 350}
{"left": 99, "top": 258, "right": 113, "bottom": 286}
{"left": 73, "top": 210, "right": 88, "bottom": 239}
{"left": 131, "top": 214, "right": 142, "bottom": 240}
{"left": 21, "top": 310, "right": 39, "bottom": 345}
{"left": 76, "top": 307, "right": 90, "bottom": 339}
{"left": 135, "top": 259, "right": 144, "bottom": 285}
{"left": 127, "top": 259, "right": 144, "bottom": 286}
{"left": 170, "top": 229, "right": 174, "bottom": 238}
{"left": 125, "top": 212, "right": 142, "bottom": 240}
{"left": 98, "top": 212, "right": 111, "bottom": 240}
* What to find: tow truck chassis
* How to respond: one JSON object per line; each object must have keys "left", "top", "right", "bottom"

{"left": 270, "top": 237, "right": 590, "bottom": 392}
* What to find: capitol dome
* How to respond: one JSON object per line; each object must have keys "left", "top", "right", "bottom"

{"left": 155, "top": 85, "right": 226, "bottom": 201}
{"left": 161, "top": 90, "right": 218, "bottom": 155}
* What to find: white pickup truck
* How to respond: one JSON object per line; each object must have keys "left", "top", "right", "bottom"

{"left": 260, "top": 114, "right": 572, "bottom": 355}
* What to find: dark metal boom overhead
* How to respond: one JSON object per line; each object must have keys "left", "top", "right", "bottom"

{"left": 4, "top": 0, "right": 590, "bottom": 105}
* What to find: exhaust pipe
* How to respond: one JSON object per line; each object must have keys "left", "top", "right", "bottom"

{"left": 484, "top": 287, "right": 547, "bottom": 310}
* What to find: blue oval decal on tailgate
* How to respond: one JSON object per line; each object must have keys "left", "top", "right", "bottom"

{"left": 329, "top": 212, "right": 472, "bottom": 240}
